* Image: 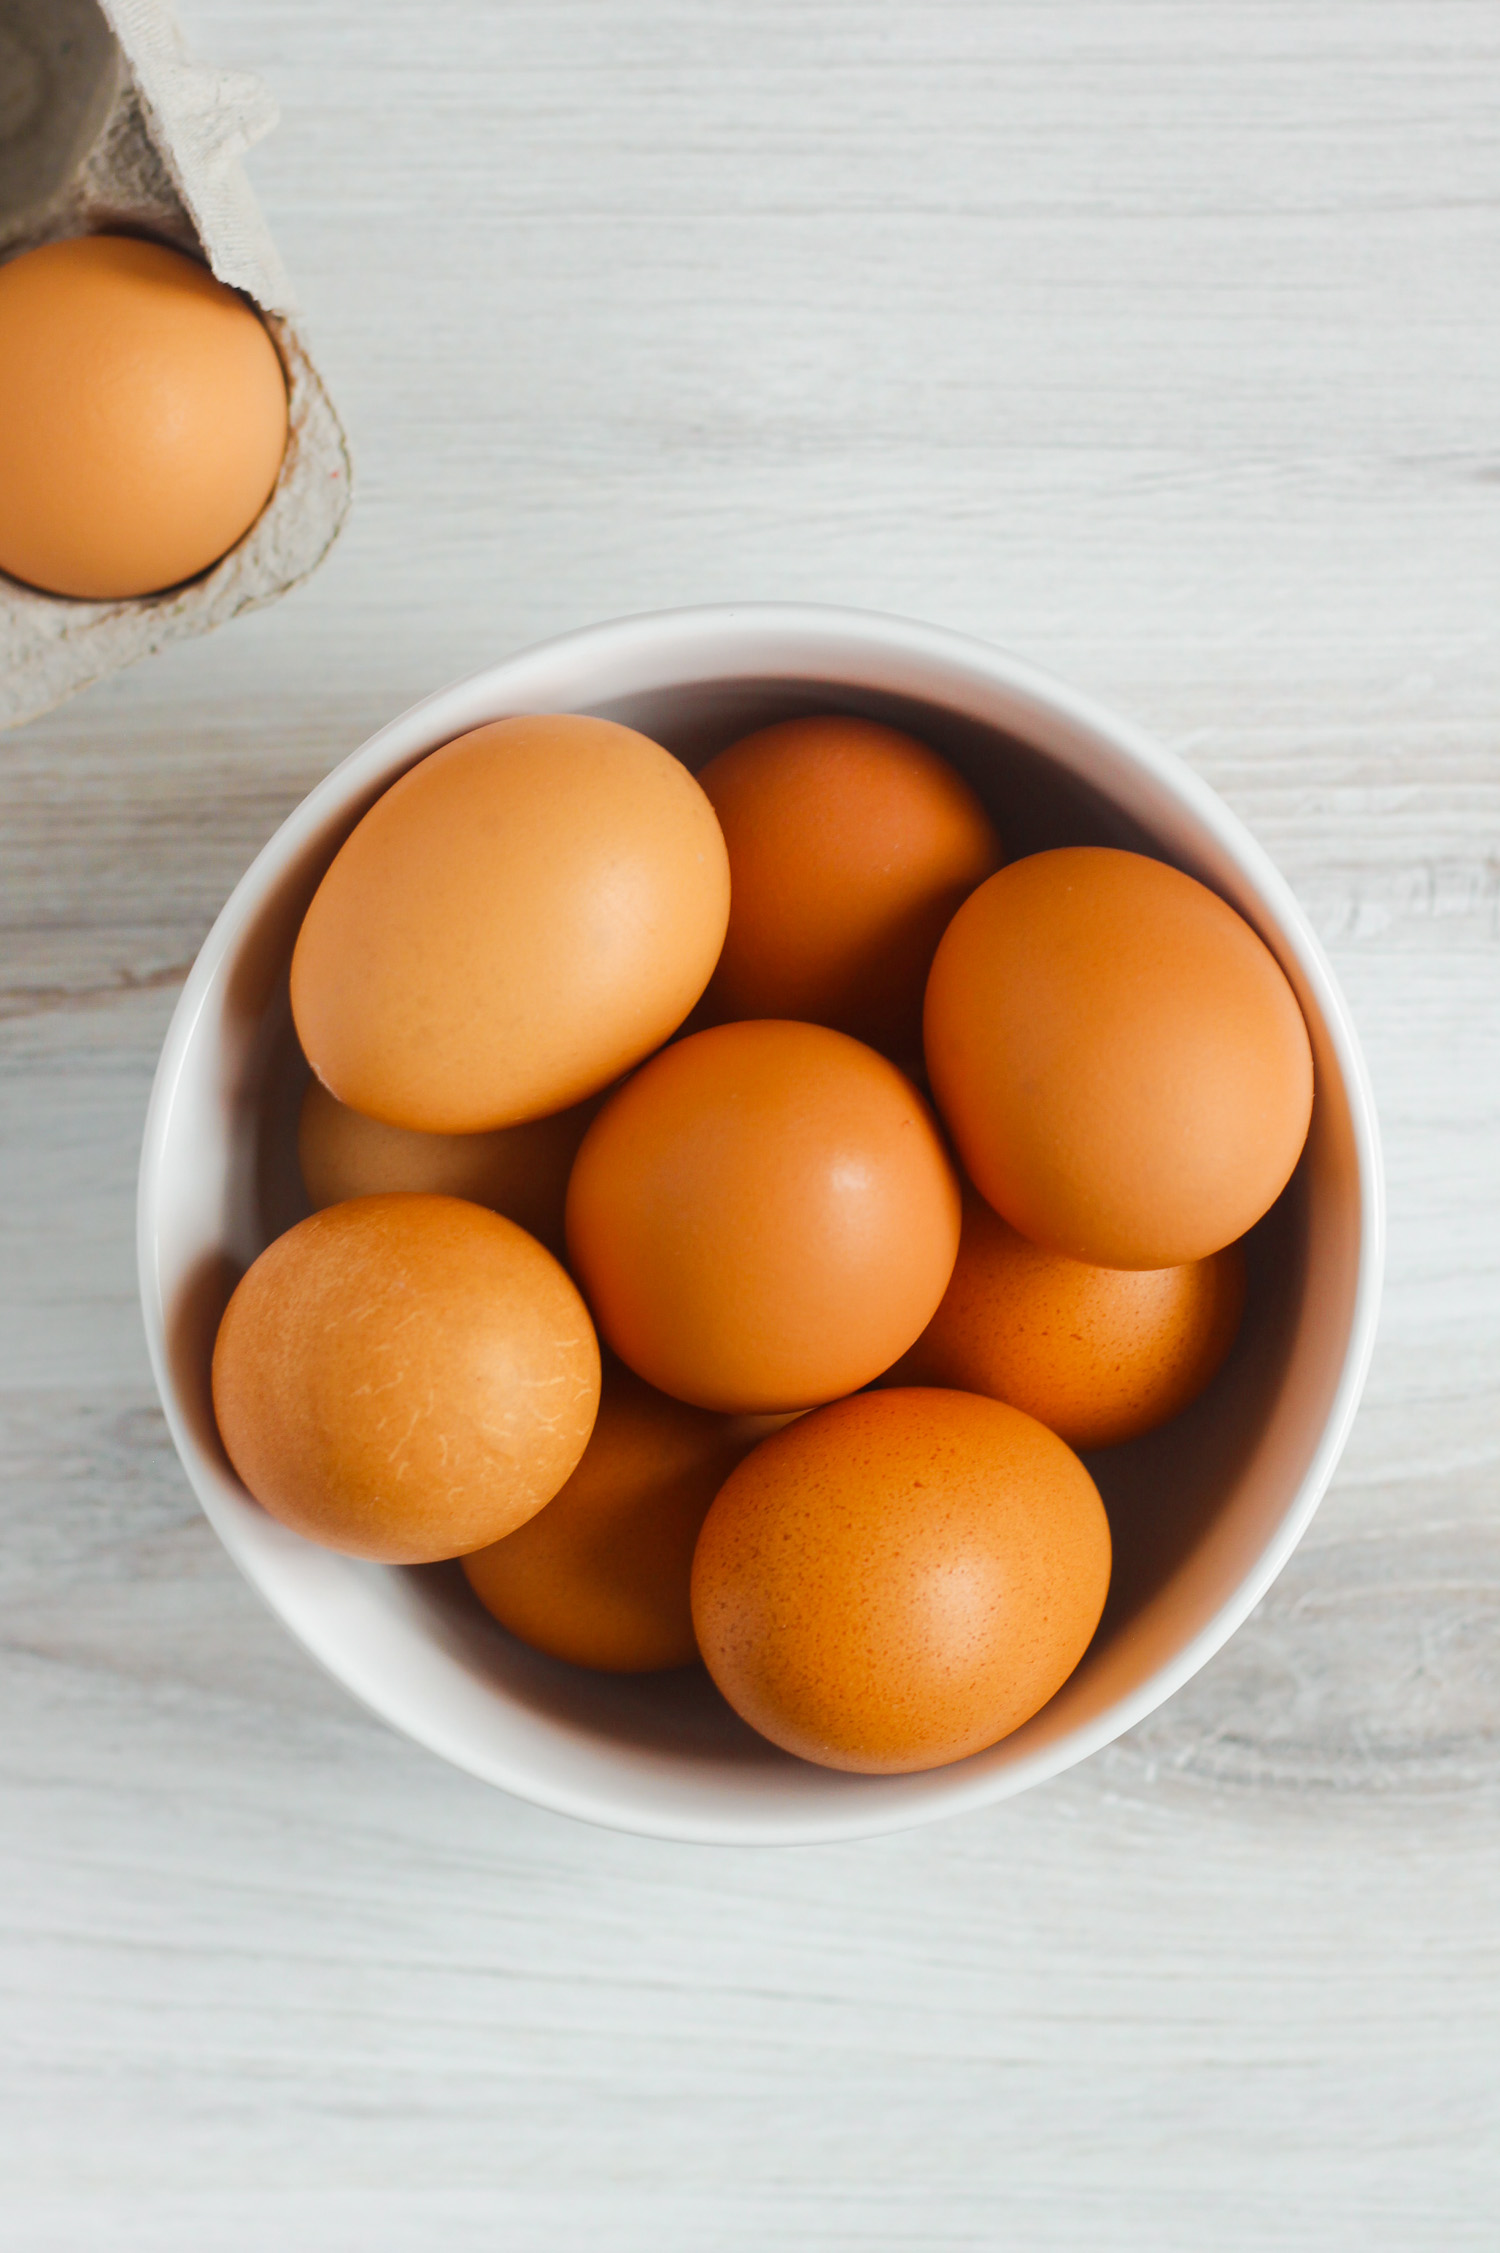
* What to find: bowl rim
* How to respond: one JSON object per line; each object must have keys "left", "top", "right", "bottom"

{"left": 138, "top": 601, "right": 1386, "bottom": 1843}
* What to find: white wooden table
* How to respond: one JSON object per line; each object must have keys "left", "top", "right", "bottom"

{"left": 4, "top": 5, "right": 1498, "bottom": 2246}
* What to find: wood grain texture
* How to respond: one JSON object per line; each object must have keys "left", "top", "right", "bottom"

{"left": 2, "top": 2, "right": 1498, "bottom": 2245}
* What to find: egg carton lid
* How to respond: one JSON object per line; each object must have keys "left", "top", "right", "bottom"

{"left": 0, "top": 0, "right": 351, "bottom": 730}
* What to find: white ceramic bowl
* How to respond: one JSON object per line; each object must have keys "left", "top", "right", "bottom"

{"left": 138, "top": 604, "right": 1384, "bottom": 1845}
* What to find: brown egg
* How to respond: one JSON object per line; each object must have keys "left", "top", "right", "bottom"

{"left": 211, "top": 1195, "right": 600, "bottom": 1563}
{"left": 698, "top": 714, "right": 1002, "bottom": 1054}
{"left": 462, "top": 1360, "right": 792, "bottom": 1673}
{"left": 924, "top": 847, "right": 1314, "bottom": 1268}
{"left": 888, "top": 1190, "right": 1247, "bottom": 1449}
{"left": 566, "top": 1020, "right": 962, "bottom": 1414}
{"left": 0, "top": 235, "right": 288, "bottom": 600}
{"left": 692, "top": 1387, "right": 1111, "bottom": 1773}
{"left": 290, "top": 715, "right": 730, "bottom": 1135}
{"left": 297, "top": 1077, "right": 600, "bottom": 1259}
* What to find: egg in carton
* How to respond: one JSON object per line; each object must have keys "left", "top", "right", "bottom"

{"left": 0, "top": 0, "right": 351, "bottom": 730}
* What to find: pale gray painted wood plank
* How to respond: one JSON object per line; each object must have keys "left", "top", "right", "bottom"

{"left": 2, "top": 1, "right": 1497, "bottom": 2245}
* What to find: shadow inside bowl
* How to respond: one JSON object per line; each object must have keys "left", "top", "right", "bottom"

{"left": 406, "top": 1564, "right": 787, "bottom": 1768}
{"left": 604, "top": 674, "right": 1160, "bottom": 865}
{"left": 1085, "top": 1177, "right": 1308, "bottom": 1644}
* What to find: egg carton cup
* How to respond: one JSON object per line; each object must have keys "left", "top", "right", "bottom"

{"left": 0, "top": 0, "right": 351, "bottom": 731}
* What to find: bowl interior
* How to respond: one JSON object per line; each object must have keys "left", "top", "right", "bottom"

{"left": 141, "top": 612, "right": 1377, "bottom": 1843}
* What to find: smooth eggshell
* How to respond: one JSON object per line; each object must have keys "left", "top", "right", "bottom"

{"left": 462, "top": 1360, "right": 792, "bottom": 1673}
{"left": 924, "top": 847, "right": 1314, "bottom": 1267}
{"left": 698, "top": 714, "right": 1002, "bottom": 1054}
{"left": 211, "top": 1195, "right": 600, "bottom": 1563}
{"left": 290, "top": 714, "right": 730, "bottom": 1134}
{"left": 691, "top": 1387, "right": 1112, "bottom": 1774}
{"left": 566, "top": 1019, "right": 962, "bottom": 1413}
{"left": 888, "top": 1190, "right": 1247, "bottom": 1449}
{"left": 297, "top": 1077, "right": 600, "bottom": 1259}
{"left": 0, "top": 235, "right": 288, "bottom": 600}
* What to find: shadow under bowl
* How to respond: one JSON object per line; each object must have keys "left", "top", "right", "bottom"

{"left": 138, "top": 604, "right": 1383, "bottom": 1844}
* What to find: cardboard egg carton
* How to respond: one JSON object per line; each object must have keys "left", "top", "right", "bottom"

{"left": 0, "top": 0, "right": 351, "bottom": 730}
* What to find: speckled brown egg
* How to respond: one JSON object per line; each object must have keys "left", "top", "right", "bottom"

{"left": 462, "top": 1359, "right": 792, "bottom": 1673}
{"left": 690, "top": 1387, "right": 1111, "bottom": 1773}
{"left": 297, "top": 1077, "right": 601, "bottom": 1259}
{"left": 924, "top": 847, "right": 1314, "bottom": 1268}
{"left": 566, "top": 1019, "right": 962, "bottom": 1414}
{"left": 697, "top": 714, "right": 1002, "bottom": 1054}
{"left": 0, "top": 234, "right": 288, "bottom": 599}
{"left": 887, "top": 1190, "right": 1248, "bottom": 1449}
{"left": 211, "top": 1194, "right": 600, "bottom": 1563}
{"left": 290, "top": 715, "right": 730, "bottom": 1134}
